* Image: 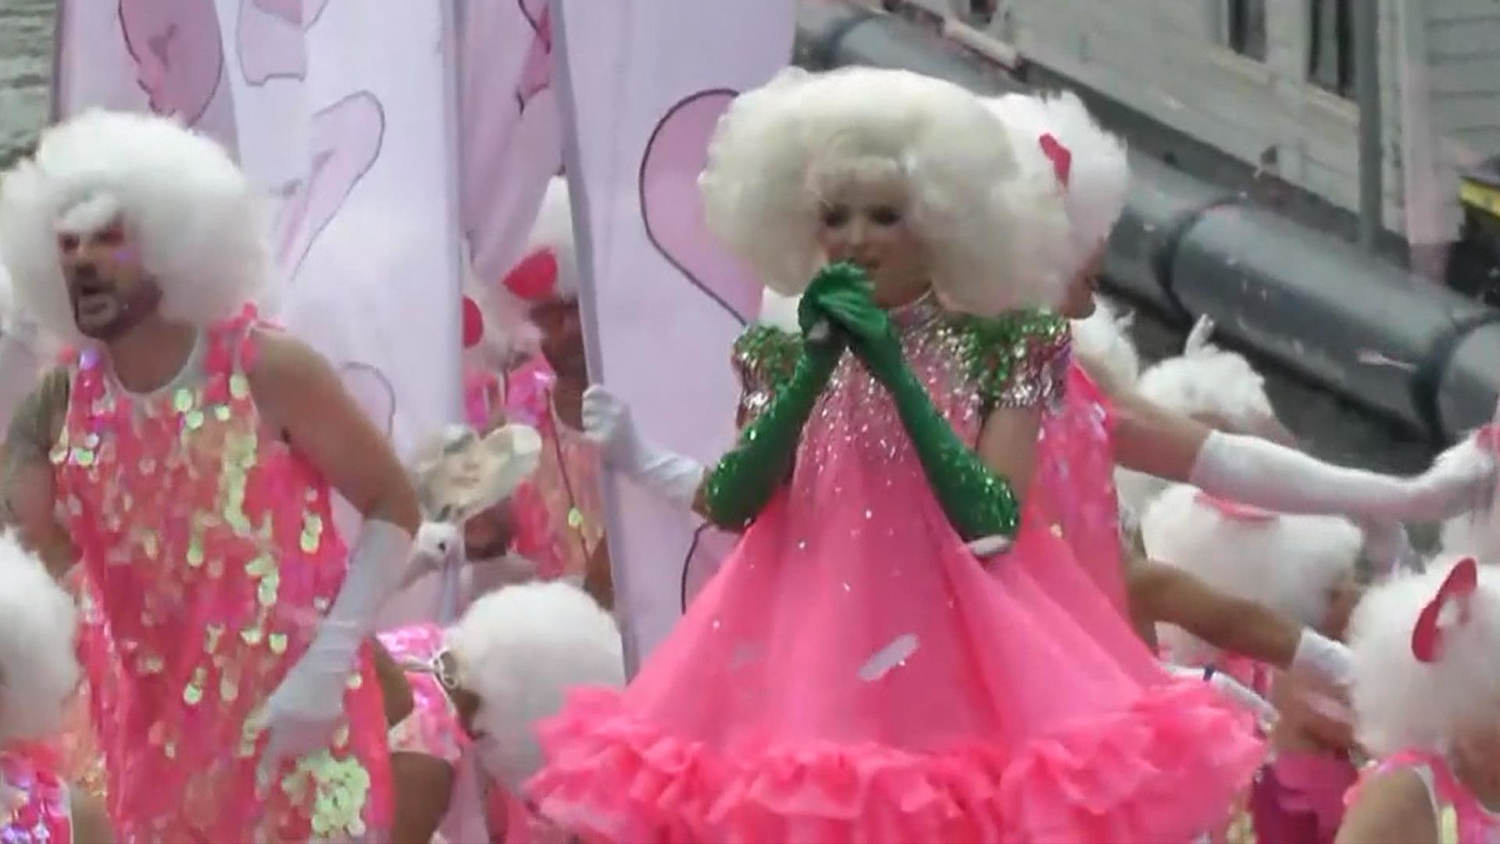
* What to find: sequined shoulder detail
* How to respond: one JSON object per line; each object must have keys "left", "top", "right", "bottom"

{"left": 731, "top": 324, "right": 803, "bottom": 425}
{"left": 953, "top": 309, "right": 1070, "bottom": 411}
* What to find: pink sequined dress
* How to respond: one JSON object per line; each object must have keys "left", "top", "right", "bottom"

{"left": 51, "top": 306, "right": 392, "bottom": 841}
{"left": 1347, "top": 750, "right": 1500, "bottom": 844}
{"left": 527, "top": 297, "right": 1263, "bottom": 843}
{"left": 2, "top": 744, "right": 71, "bottom": 843}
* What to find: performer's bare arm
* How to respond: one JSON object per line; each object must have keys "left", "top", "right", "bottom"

{"left": 1111, "top": 390, "right": 1210, "bottom": 482}
{"left": 247, "top": 330, "right": 421, "bottom": 534}
{"left": 976, "top": 405, "right": 1043, "bottom": 498}
{"left": 1, "top": 368, "right": 76, "bottom": 578}
{"left": 1128, "top": 558, "right": 1301, "bottom": 668}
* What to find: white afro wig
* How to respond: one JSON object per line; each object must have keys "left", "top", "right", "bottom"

{"left": 446, "top": 579, "right": 622, "bottom": 791}
{"left": 1348, "top": 556, "right": 1500, "bottom": 756}
{"left": 988, "top": 90, "right": 1129, "bottom": 282}
{"left": 1135, "top": 316, "right": 1292, "bottom": 443}
{"left": 1435, "top": 432, "right": 1500, "bottom": 561}
{"left": 1069, "top": 295, "right": 1139, "bottom": 396}
{"left": 699, "top": 66, "right": 1074, "bottom": 315}
{"left": 476, "top": 176, "right": 580, "bottom": 362}
{"left": 0, "top": 109, "right": 267, "bottom": 343}
{"left": 0, "top": 532, "right": 79, "bottom": 742}
{"left": 757, "top": 287, "right": 801, "bottom": 333}
{"left": 1143, "top": 483, "right": 1362, "bottom": 665}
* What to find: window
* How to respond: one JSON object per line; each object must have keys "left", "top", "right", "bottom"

{"left": 1226, "top": 0, "right": 1267, "bottom": 61}
{"left": 1309, "top": 0, "right": 1354, "bottom": 98}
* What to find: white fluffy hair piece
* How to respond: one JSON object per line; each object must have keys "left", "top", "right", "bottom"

{"left": 1348, "top": 555, "right": 1500, "bottom": 756}
{"left": 0, "top": 109, "right": 267, "bottom": 342}
{"left": 700, "top": 66, "right": 1075, "bottom": 315}
{"left": 1143, "top": 483, "right": 1362, "bottom": 665}
{"left": 446, "top": 579, "right": 623, "bottom": 791}
{"left": 1436, "top": 433, "right": 1500, "bottom": 561}
{"left": 988, "top": 90, "right": 1129, "bottom": 281}
{"left": 1135, "top": 317, "right": 1283, "bottom": 440}
{"left": 0, "top": 531, "right": 79, "bottom": 742}
{"left": 480, "top": 176, "right": 579, "bottom": 360}
{"left": 1069, "top": 295, "right": 1139, "bottom": 395}
{"left": 758, "top": 287, "right": 801, "bottom": 333}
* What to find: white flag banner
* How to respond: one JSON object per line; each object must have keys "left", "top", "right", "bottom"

{"left": 54, "top": 0, "right": 462, "bottom": 461}
{"left": 557, "top": 0, "right": 795, "bottom": 667}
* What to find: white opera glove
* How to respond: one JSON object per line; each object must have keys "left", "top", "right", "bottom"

{"left": 582, "top": 385, "right": 705, "bottom": 510}
{"left": 1190, "top": 431, "right": 1497, "bottom": 523}
{"left": 1162, "top": 661, "right": 1277, "bottom": 723}
{"left": 258, "top": 519, "right": 412, "bottom": 781}
{"left": 1360, "top": 519, "right": 1423, "bottom": 576}
{"left": 1288, "top": 628, "right": 1353, "bottom": 688}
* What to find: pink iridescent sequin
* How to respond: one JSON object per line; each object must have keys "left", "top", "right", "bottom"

{"left": 2, "top": 746, "right": 71, "bottom": 843}
{"left": 377, "top": 624, "right": 466, "bottom": 764}
{"left": 52, "top": 305, "right": 392, "bottom": 841}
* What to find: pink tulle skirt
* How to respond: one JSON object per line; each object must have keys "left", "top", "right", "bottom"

{"left": 528, "top": 488, "right": 1263, "bottom": 843}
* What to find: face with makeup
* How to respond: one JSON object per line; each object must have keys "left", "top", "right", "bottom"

{"left": 56, "top": 214, "right": 162, "bottom": 341}
{"left": 1060, "top": 241, "right": 1106, "bottom": 320}
{"left": 528, "top": 298, "right": 585, "bottom": 382}
{"left": 812, "top": 170, "right": 931, "bottom": 307}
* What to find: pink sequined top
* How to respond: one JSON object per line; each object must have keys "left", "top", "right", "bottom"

{"left": 50, "top": 305, "right": 392, "bottom": 841}
{"left": 1, "top": 745, "right": 70, "bottom": 844}
{"left": 1349, "top": 750, "right": 1500, "bottom": 844}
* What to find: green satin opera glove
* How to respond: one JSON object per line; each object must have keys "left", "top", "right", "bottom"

{"left": 816, "top": 270, "right": 1022, "bottom": 541}
{"left": 701, "top": 266, "right": 862, "bottom": 529}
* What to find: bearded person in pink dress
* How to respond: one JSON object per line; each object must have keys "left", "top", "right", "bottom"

{"left": 0, "top": 110, "right": 419, "bottom": 841}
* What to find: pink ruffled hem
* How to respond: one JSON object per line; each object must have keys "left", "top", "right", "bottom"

{"left": 527, "top": 682, "right": 1264, "bottom": 844}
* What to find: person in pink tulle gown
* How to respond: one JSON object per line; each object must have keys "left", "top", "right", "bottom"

{"left": 0, "top": 110, "right": 421, "bottom": 841}
{"left": 525, "top": 66, "right": 1266, "bottom": 843}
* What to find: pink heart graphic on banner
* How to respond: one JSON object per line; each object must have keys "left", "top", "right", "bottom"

{"left": 680, "top": 524, "right": 737, "bottom": 612}
{"left": 518, "top": 0, "right": 547, "bottom": 32}
{"left": 338, "top": 360, "right": 397, "bottom": 439}
{"left": 238, "top": 0, "right": 332, "bottom": 84}
{"left": 516, "top": 4, "right": 553, "bottom": 110}
{"left": 640, "top": 89, "right": 760, "bottom": 324}
{"left": 270, "top": 91, "right": 386, "bottom": 281}
{"left": 120, "top": 0, "right": 225, "bottom": 125}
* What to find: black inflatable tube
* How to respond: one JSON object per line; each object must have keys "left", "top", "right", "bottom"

{"left": 794, "top": 4, "right": 1500, "bottom": 442}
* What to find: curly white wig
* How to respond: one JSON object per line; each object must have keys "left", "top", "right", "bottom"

{"left": 700, "top": 66, "right": 1074, "bottom": 315}
{"left": 989, "top": 91, "right": 1129, "bottom": 282}
{"left": 1136, "top": 316, "right": 1289, "bottom": 442}
{"left": 1348, "top": 556, "right": 1500, "bottom": 756}
{"left": 0, "top": 109, "right": 267, "bottom": 342}
{"left": 1143, "top": 482, "right": 1362, "bottom": 665}
{"left": 1070, "top": 295, "right": 1139, "bottom": 395}
{"left": 0, "top": 532, "right": 79, "bottom": 742}
{"left": 478, "top": 176, "right": 580, "bottom": 363}
{"left": 445, "top": 579, "right": 623, "bottom": 791}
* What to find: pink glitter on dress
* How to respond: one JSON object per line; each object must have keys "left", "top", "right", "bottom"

{"left": 2, "top": 745, "right": 71, "bottom": 843}
{"left": 52, "top": 305, "right": 392, "bottom": 841}
{"left": 527, "top": 297, "right": 1263, "bottom": 843}
{"left": 377, "top": 623, "right": 466, "bottom": 765}
{"left": 1030, "top": 361, "right": 1128, "bottom": 612}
